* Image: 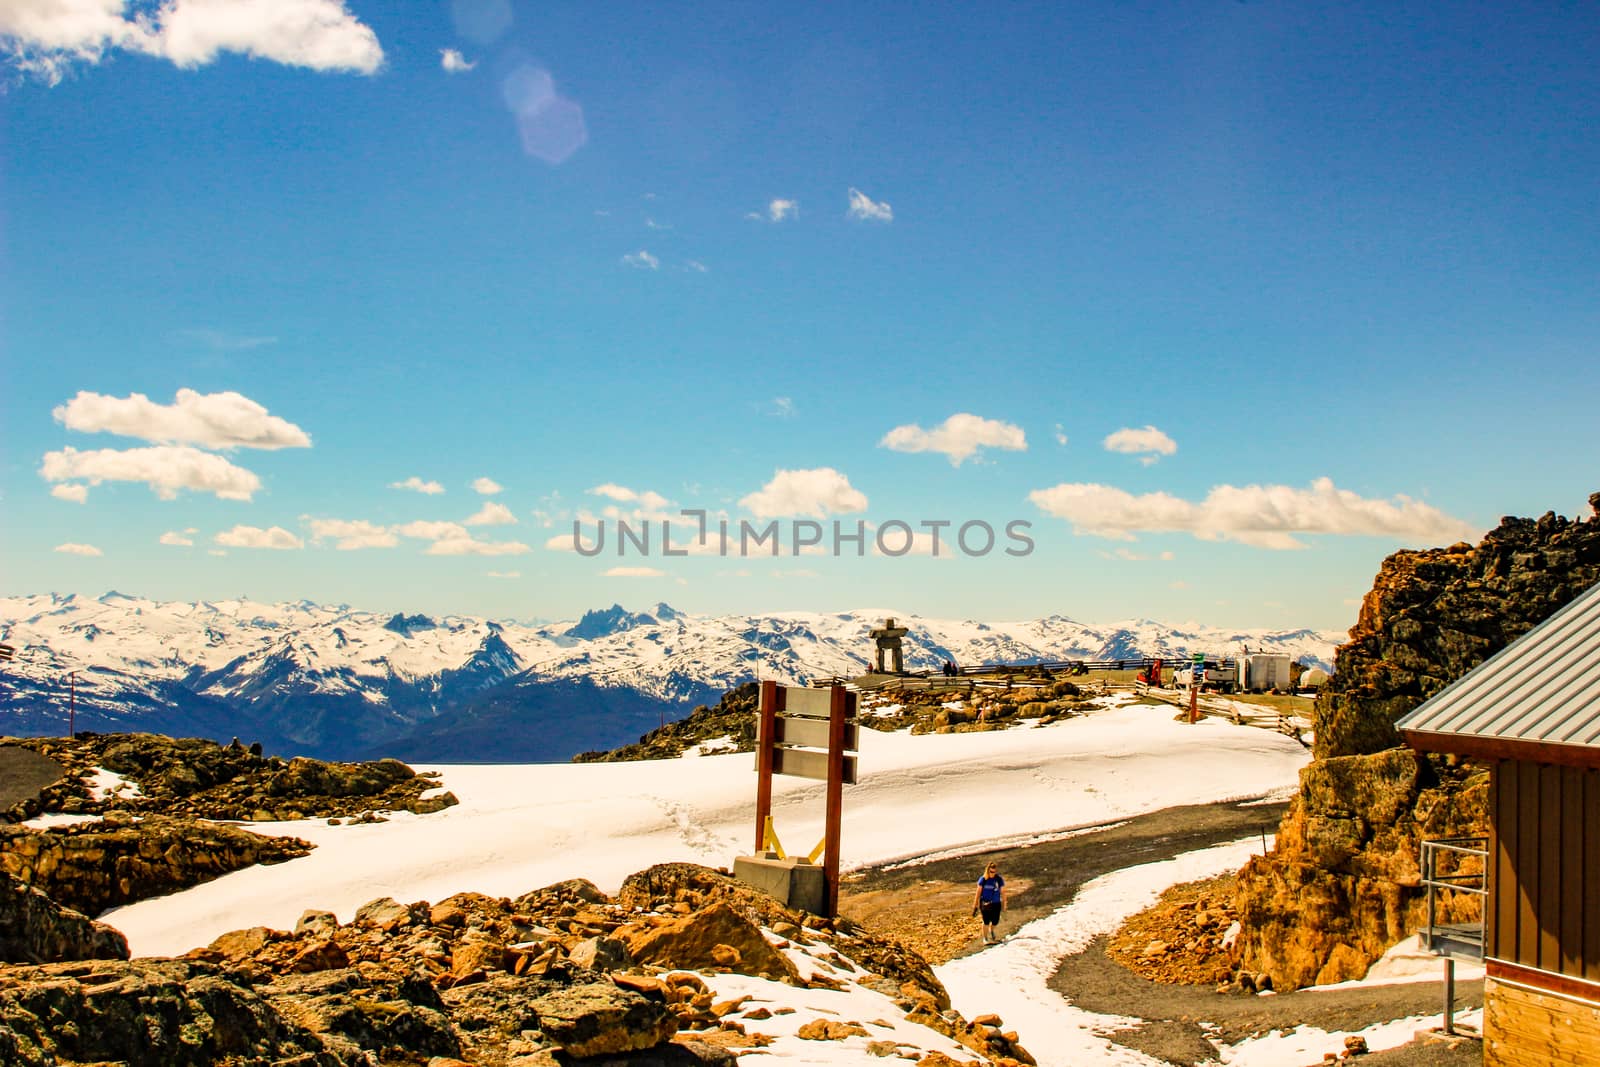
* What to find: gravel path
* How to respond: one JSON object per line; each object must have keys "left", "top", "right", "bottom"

{"left": 842, "top": 797, "right": 1484, "bottom": 1066}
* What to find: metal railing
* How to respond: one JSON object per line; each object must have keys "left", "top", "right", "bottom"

{"left": 1421, "top": 835, "right": 1488, "bottom": 960}
{"left": 1420, "top": 835, "right": 1488, "bottom": 1036}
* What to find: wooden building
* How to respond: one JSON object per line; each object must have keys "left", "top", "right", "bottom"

{"left": 1398, "top": 579, "right": 1600, "bottom": 1066}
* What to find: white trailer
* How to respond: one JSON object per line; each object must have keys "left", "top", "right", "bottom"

{"left": 1239, "top": 653, "right": 1293, "bottom": 692}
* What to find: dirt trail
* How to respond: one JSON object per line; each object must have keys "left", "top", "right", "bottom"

{"left": 841, "top": 797, "right": 1483, "bottom": 1066}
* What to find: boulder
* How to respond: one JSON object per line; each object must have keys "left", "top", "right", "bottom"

{"left": 0, "top": 871, "right": 128, "bottom": 963}
{"left": 354, "top": 896, "right": 413, "bottom": 929}
{"left": 625, "top": 902, "right": 797, "bottom": 981}
{"left": 530, "top": 982, "right": 678, "bottom": 1057}
{"left": 569, "top": 935, "right": 632, "bottom": 972}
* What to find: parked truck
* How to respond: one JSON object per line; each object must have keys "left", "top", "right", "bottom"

{"left": 1173, "top": 662, "right": 1239, "bottom": 693}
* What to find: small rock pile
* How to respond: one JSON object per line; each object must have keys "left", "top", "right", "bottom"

{"left": 2, "top": 732, "right": 458, "bottom": 823}
{"left": 1106, "top": 875, "right": 1241, "bottom": 986}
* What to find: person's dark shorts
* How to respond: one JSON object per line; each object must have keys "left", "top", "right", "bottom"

{"left": 980, "top": 901, "right": 1002, "bottom": 925}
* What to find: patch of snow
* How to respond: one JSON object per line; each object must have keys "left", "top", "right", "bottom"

{"left": 679, "top": 735, "right": 736, "bottom": 757}
{"left": 21, "top": 812, "right": 104, "bottom": 829}
{"left": 1307, "top": 933, "right": 1486, "bottom": 989}
{"left": 1218, "top": 1009, "right": 1482, "bottom": 1065}
{"left": 85, "top": 767, "right": 143, "bottom": 802}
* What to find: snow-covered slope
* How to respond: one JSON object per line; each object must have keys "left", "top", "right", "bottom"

{"left": 0, "top": 592, "right": 1343, "bottom": 759}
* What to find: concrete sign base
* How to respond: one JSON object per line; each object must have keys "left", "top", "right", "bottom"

{"left": 733, "top": 853, "right": 827, "bottom": 917}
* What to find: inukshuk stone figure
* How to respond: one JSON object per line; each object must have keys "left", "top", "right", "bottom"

{"left": 869, "top": 617, "right": 909, "bottom": 673}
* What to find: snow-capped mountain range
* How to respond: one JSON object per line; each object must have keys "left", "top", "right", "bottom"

{"left": 0, "top": 592, "right": 1344, "bottom": 761}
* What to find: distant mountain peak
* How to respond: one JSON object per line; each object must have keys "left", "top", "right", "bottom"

{"left": 564, "top": 604, "right": 662, "bottom": 640}
{"left": 384, "top": 613, "right": 437, "bottom": 637}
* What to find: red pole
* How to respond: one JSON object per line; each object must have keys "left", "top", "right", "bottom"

{"left": 823, "top": 683, "right": 848, "bottom": 918}
{"left": 754, "top": 681, "right": 778, "bottom": 852}
{"left": 1187, "top": 673, "right": 1199, "bottom": 725}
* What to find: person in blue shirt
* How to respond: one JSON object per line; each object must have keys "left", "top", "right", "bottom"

{"left": 972, "top": 861, "right": 1006, "bottom": 943}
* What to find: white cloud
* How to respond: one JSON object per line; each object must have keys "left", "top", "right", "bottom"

{"left": 306, "top": 518, "right": 397, "bottom": 550}
{"left": 398, "top": 520, "right": 469, "bottom": 541}
{"left": 1054, "top": 423, "right": 1068, "bottom": 447}
{"left": 740, "top": 468, "right": 867, "bottom": 519}
{"left": 471, "top": 477, "right": 503, "bottom": 495}
{"left": 684, "top": 260, "right": 709, "bottom": 273}
{"left": 424, "top": 535, "right": 530, "bottom": 557}
{"left": 53, "top": 388, "right": 310, "bottom": 450}
{"left": 487, "top": 570, "right": 520, "bottom": 579}
{"left": 465, "top": 501, "right": 517, "bottom": 526}
{"left": 54, "top": 542, "right": 102, "bottom": 556}
{"left": 1103, "top": 425, "right": 1177, "bottom": 466}
{"left": 158, "top": 530, "right": 193, "bottom": 546}
{"left": 214, "top": 524, "right": 303, "bottom": 550}
{"left": 440, "top": 47, "right": 474, "bottom": 72}
{"left": 2, "top": 0, "right": 384, "bottom": 85}
{"left": 390, "top": 476, "right": 445, "bottom": 495}
{"left": 545, "top": 531, "right": 577, "bottom": 552}
{"left": 604, "top": 566, "right": 665, "bottom": 578}
{"left": 590, "top": 483, "right": 671, "bottom": 513}
{"left": 622, "top": 250, "right": 660, "bottom": 270}
{"left": 208, "top": 549, "right": 227, "bottom": 557}
{"left": 769, "top": 397, "right": 795, "bottom": 418}
{"left": 751, "top": 198, "right": 797, "bottom": 222}
{"left": 879, "top": 413, "right": 1027, "bottom": 466}
{"left": 39, "top": 445, "right": 262, "bottom": 500}
{"left": 847, "top": 187, "right": 892, "bottom": 222}
{"left": 1028, "top": 478, "right": 1479, "bottom": 550}
{"left": 51, "top": 483, "right": 88, "bottom": 503}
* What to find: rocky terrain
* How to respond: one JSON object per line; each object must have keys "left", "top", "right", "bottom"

{"left": 0, "top": 862, "right": 1035, "bottom": 1066}
{"left": 3, "top": 733, "right": 458, "bottom": 823}
{"left": 0, "top": 733, "right": 458, "bottom": 917}
{"left": 575, "top": 674, "right": 1099, "bottom": 763}
{"left": 1231, "top": 493, "right": 1600, "bottom": 989}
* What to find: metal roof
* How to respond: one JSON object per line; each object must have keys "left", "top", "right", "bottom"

{"left": 1395, "top": 579, "right": 1600, "bottom": 753}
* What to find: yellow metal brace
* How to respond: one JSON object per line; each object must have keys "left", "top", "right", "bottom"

{"left": 807, "top": 837, "right": 827, "bottom": 864}
{"left": 760, "top": 815, "right": 787, "bottom": 859}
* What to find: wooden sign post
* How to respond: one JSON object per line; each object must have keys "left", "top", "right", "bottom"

{"left": 753, "top": 680, "right": 858, "bottom": 917}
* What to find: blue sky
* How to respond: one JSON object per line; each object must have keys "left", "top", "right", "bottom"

{"left": 4, "top": 1, "right": 1598, "bottom": 631}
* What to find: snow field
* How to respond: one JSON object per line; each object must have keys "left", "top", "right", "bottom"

{"left": 103, "top": 702, "right": 1312, "bottom": 958}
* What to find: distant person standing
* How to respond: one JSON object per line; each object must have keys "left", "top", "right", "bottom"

{"left": 972, "top": 861, "right": 1006, "bottom": 943}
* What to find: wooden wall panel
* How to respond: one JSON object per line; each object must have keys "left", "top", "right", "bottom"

{"left": 1490, "top": 760, "right": 1600, "bottom": 978}
{"left": 1484, "top": 977, "right": 1600, "bottom": 1066}
{"left": 1539, "top": 765, "right": 1562, "bottom": 971}
{"left": 1560, "top": 764, "right": 1585, "bottom": 980}
{"left": 1518, "top": 760, "right": 1539, "bottom": 967}
{"left": 1588, "top": 768, "right": 1600, "bottom": 983}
